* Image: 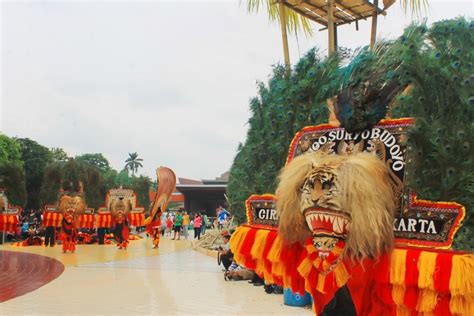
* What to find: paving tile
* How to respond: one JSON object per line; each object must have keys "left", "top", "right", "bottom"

{"left": 0, "top": 238, "right": 311, "bottom": 315}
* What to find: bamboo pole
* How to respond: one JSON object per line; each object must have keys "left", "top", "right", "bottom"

{"left": 370, "top": 0, "right": 379, "bottom": 50}
{"left": 278, "top": 1, "right": 291, "bottom": 74}
{"left": 327, "top": 0, "right": 335, "bottom": 55}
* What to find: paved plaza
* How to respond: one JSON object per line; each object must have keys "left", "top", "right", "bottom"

{"left": 0, "top": 236, "right": 311, "bottom": 315}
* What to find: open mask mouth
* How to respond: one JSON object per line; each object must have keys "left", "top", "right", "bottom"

{"left": 304, "top": 207, "right": 350, "bottom": 239}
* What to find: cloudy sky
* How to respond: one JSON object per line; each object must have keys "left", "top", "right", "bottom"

{"left": 1, "top": 0, "right": 471, "bottom": 181}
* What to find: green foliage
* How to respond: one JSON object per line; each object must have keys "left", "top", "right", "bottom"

{"left": 227, "top": 17, "right": 474, "bottom": 250}
{"left": 124, "top": 152, "right": 143, "bottom": 176}
{"left": 129, "top": 176, "right": 152, "bottom": 211}
{"left": 50, "top": 148, "right": 69, "bottom": 162}
{"left": 0, "top": 134, "right": 23, "bottom": 165}
{"left": 76, "top": 153, "right": 111, "bottom": 174}
{"left": 0, "top": 135, "right": 26, "bottom": 206}
{"left": 390, "top": 18, "right": 474, "bottom": 250}
{"left": 40, "top": 158, "right": 104, "bottom": 209}
{"left": 115, "top": 169, "right": 132, "bottom": 187}
{"left": 40, "top": 161, "right": 64, "bottom": 205}
{"left": 0, "top": 162, "right": 27, "bottom": 206}
{"left": 244, "top": 0, "right": 313, "bottom": 36}
{"left": 16, "top": 138, "right": 52, "bottom": 210}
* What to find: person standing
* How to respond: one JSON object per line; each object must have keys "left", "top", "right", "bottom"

{"left": 160, "top": 212, "right": 167, "bottom": 237}
{"left": 146, "top": 207, "right": 162, "bottom": 249}
{"left": 60, "top": 209, "right": 77, "bottom": 253}
{"left": 217, "top": 206, "right": 229, "bottom": 230}
{"left": 201, "top": 213, "right": 208, "bottom": 235}
{"left": 182, "top": 211, "right": 190, "bottom": 239}
{"left": 172, "top": 210, "right": 183, "bottom": 240}
{"left": 166, "top": 214, "right": 173, "bottom": 237}
{"left": 44, "top": 225, "right": 56, "bottom": 247}
{"left": 193, "top": 213, "right": 202, "bottom": 240}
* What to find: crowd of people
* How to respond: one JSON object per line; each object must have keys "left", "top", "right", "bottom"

{"left": 2, "top": 206, "right": 233, "bottom": 251}
{"left": 158, "top": 206, "right": 231, "bottom": 241}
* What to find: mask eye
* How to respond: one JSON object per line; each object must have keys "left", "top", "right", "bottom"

{"left": 321, "top": 180, "right": 332, "bottom": 190}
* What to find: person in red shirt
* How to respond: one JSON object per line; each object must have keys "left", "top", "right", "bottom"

{"left": 193, "top": 213, "right": 202, "bottom": 240}
{"left": 166, "top": 214, "right": 173, "bottom": 237}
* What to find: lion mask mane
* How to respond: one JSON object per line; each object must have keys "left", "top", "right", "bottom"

{"left": 277, "top": 152, "right": 395, "bottom": 261}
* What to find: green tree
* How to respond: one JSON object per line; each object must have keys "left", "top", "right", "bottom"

{"left": 76, "top": 153, "right": 111, "bottom": 174}
{"left": 40, "top": 161, "right": 64, "bottom": 205}
{"left": 40, "top": 158, "right": 105, "bottom": 209}
{"left": 0, "top": 163, "right": 27, "bottom": 206}
{"left": 130, "top": 176, "right": 151, "bottom": 210}
{"left": 124, "top": 152, "right": 143, "bottom": 176}
{"left": 50, "top": 148, "right": 69, "bottom": 162}
{"left": 16, "top": 138, "right": 52, "bottom": 210}
{"left": 0, "top": 134, "right": 26, "bottom": 206}
{"left": 110, "top": 168, "right": 131, "bottom": 188}
{"left": 0, "top": 134, "right": 23, "bottom": 165}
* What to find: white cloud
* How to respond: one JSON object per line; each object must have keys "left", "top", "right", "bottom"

{"left": 1, "top": 1, "right": 471, "bottom": 180}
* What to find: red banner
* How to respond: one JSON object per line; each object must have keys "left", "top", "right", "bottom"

{"left": 78, "top": 214, "right": 95, "bottom": 228}
{"left": 0, "top": 214, "right": 19, "bottom": 232}
{"left": 42, "top": 212, "right": 63, "bottom": 227}
{"left": 96, "top": 214, "right": 112, "bottom": 228}
{"left": 128, "top": 213, "right": 144, "bottom": 226}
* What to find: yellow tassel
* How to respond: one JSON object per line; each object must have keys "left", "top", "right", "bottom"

{"left": 297, "top": 258, "right": 313, "bottom": 277}
{"left": 267, "top": 236, "right": 283, "bottom": 263}
{"left": 229, "top": 226, "right": 249, "bottom": 254}
{"left": 416, "top": 289, "right": 438, "bottom": 313}
{"left": 263, "top": 271, "right": 274, "bottom": 284}
{"left": 396, "top": 306, "right": 411, "bottom": 316}
{"left": 449, "top": 254, "right": 474, "bottom": 315}
{"left": 450, "top": 254, "right": 474, "bottom": 296}
{"left": 390, "top": 249, "right": 407, "bottom": 286}
{"left": 334, "top": 263, "right": 350, "bottom": 287}
{"left": 312, "top": 257, "right": 322, "bottom": 269}
{"left": 229, "top": 226, "right": 250, "bottom": 265}
{"left": 250, "top": 229, "right": 269, "bottom": 260}
{"left": 272, "top": 262, "right": 285, "bottom": 278}
{"left": 392, "top": 284, "right": 405, "bottom": 306}
{"left": 316, "top": 274, "right": 326, "bottom": 293}
{"left": 418, "top": 251, "right": 438, "bottom": 290}
{"left": 449, "top": 295, "right": 474, "bottom": 315}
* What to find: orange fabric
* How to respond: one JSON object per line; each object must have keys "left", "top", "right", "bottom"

{"left": 128, "top": 213, "right": 144, "bottom": 226}
{"left": 96, "top": 214, "right": 112, "bottom": 228}
{"left": 42, "top": 212, "right": 63, "bottom": 227}
{"left": 78, "top": 214, "right": 95, "bottom": 228}
{"left": 0, "top": 214, "right": 19, "bottom": 232}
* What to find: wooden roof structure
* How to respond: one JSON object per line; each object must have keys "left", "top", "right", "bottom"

{"left": 281, "top": 0, "right": 389, "bottom": 28}
{"left": 276, "top": 0, "right": 396, "bottom": 56}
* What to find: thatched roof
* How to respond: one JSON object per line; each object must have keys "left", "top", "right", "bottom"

{"left": 281, "top": 0, "right": 392, "bottom": 28}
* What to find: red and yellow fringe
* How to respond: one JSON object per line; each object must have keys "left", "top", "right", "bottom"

{"left": 231, "top": 225, "right": 474, "bottom": 316}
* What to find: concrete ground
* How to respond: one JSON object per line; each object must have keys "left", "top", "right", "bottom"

{"left": 0, "top": 235, "right": 311, "bottom": 315}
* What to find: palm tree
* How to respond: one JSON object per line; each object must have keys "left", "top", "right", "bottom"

{"left": 124, "top": 152, "right": 143, "bottom": 176}
{"left": 245, "top": 0, "right": 313, "bottom": 74}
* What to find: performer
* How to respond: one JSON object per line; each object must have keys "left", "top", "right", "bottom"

{"left": 145, "top": 166, "right": 176, "bottom": 249}
{"left": 113, "top": 210, "right": 129, "bottom": 250}
{"left": 60, "top": 209, "right": 77, "bottom": 253}
{"left": 146, "top": 207, "right": 162, "bottom": 249}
